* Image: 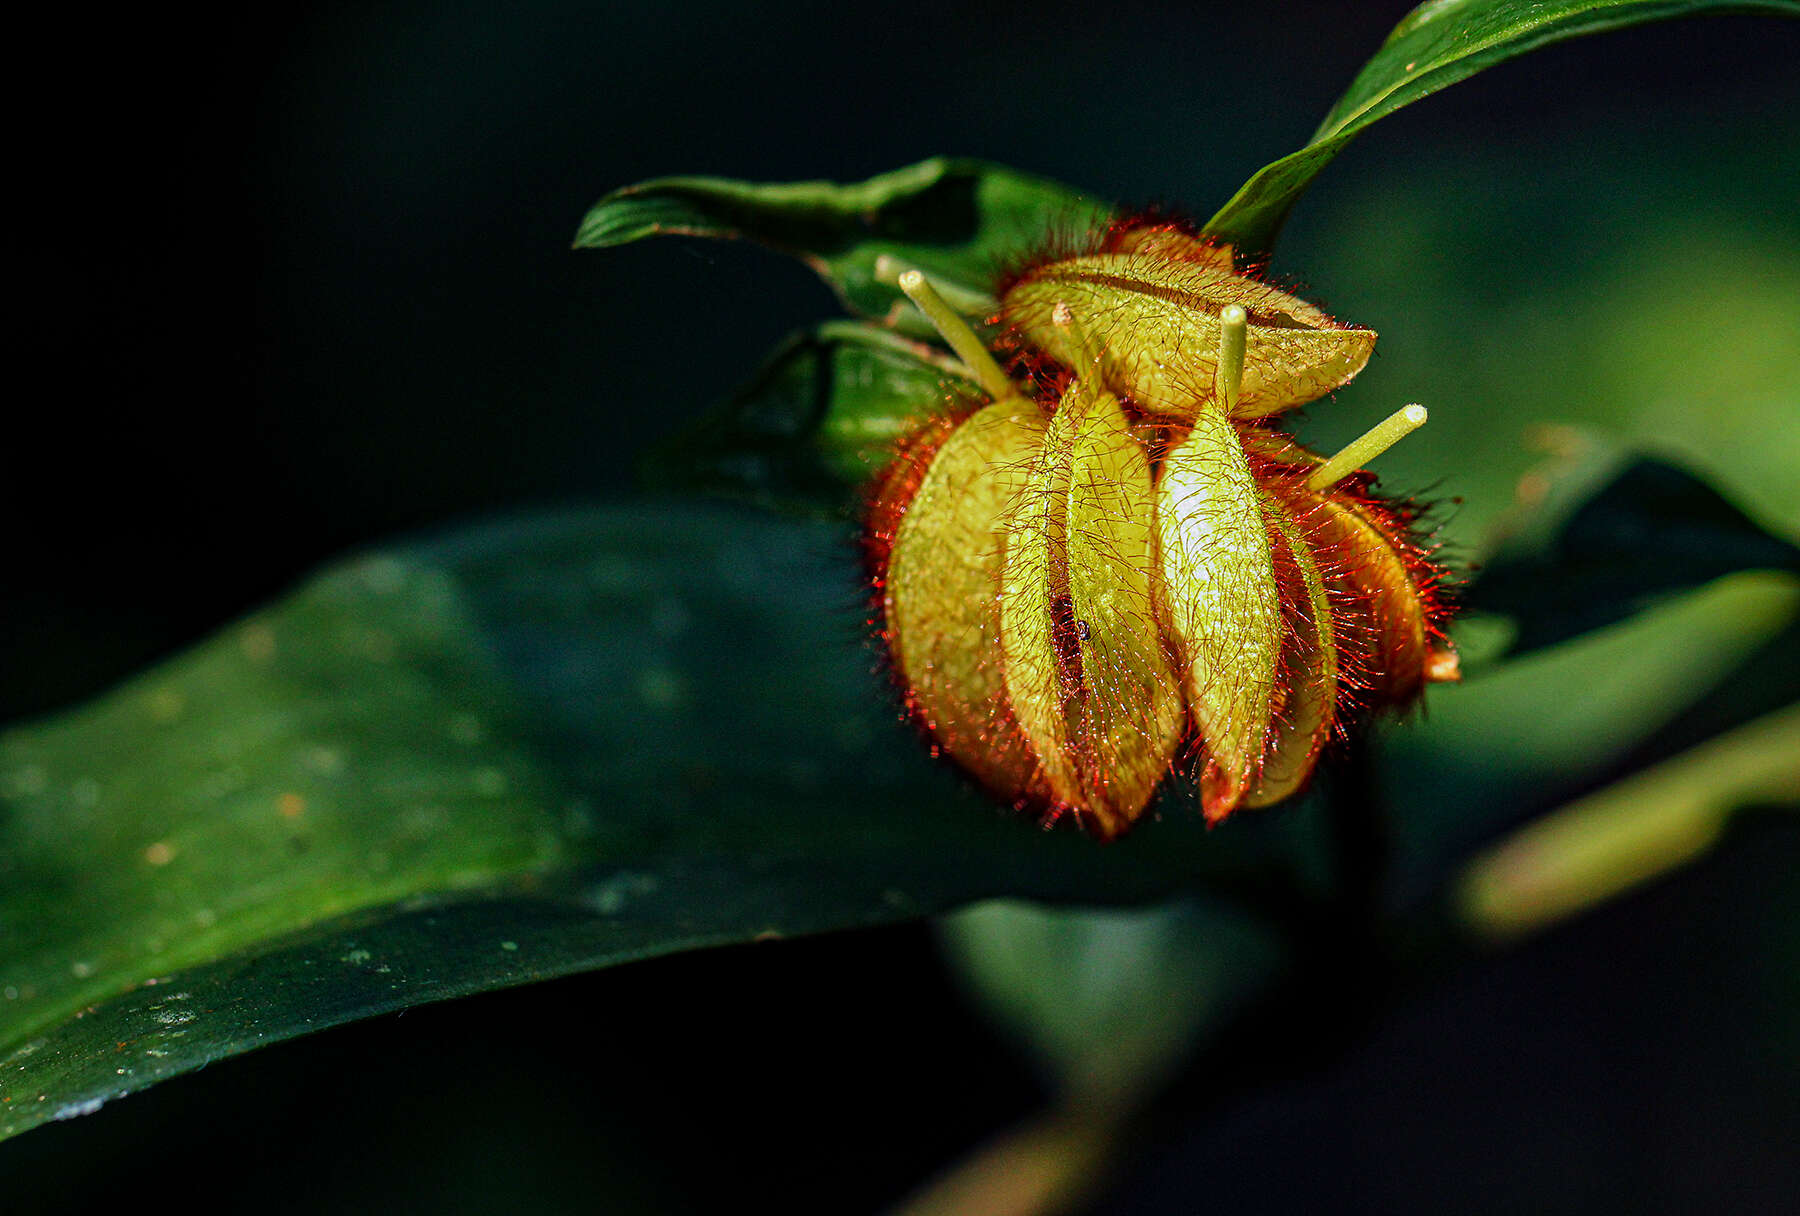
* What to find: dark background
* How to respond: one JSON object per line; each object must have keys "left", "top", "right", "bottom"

{"left": 6, "top": 2, "right": 1800, "bottom": 1211}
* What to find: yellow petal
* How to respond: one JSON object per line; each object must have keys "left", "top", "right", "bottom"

{"left": 885, "top": 396, "right": 1052, "bottom": 805}
{"left": 1241, "top": 441, "right": 1443, "bottom": 706}
{"left": 1002, "top": 252, "right": 1375, "bottom": 419}
{"left": 1305, "top": 493, "right": 1432, "bottom": 704}
{"left": 1001, "top": 378, "right": 1184, "bottom": 839}
{"left": 1154, "top": 405, "right": 1282, "bottom": 822}
{"left": 1246, "top": 498, "right": 1338, "bottom": 808}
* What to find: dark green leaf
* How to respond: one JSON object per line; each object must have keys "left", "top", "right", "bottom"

{"left": 640, "top": 321, "right": 974, "bottom": 513}
{"left": 1203, "top": 0, "right": 1800, "bottom": 257}
{"left": 0, "top": 502, "right": 1305, "bottom": 1141}
{"left": 1467, "top": 458, "right": 1800, "bottom": 654}
{"left": 575, "top": 158, "right": 1111, "bottom": 338}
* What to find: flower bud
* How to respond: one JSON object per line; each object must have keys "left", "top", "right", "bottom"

{"left": 869, "top": 220, "right": 1453, "bottom": 839}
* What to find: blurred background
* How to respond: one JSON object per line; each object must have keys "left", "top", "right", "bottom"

{"left": 5, "top": 2, "right": 1799, "bottom": 1211}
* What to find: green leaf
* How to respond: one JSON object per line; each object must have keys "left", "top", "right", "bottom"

{"left": 1386, "top": 573, "right": 1800, "bottom": 900}
{"left": 575, "top": 157, "right": 1111, "bottom": 338}
{"left": 1203, "top": 0, "right": 1800, "bottom": 257}
{"left": 1380, "top": 449, "right": 1800, "bottom": 892}
{"left": 1456, "top": 699, "right": 1800, "bottom": 939}
{"left": 0, "top": 502, "right": 1304, "bottom": 1141}
{"left": 641, "top": 321, "right": 974, "bottom": 513}
{"left": 1467, "top": 457, "right": 1800, "bottom": 655}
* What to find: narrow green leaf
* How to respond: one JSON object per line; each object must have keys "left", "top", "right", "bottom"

{"left": 575, "top": 158, "right": 1111, "bottom": 338}
{"left": 1467, "top": 457, "right": 1800, "bottom": 655}
{"left": 0, "top": 502, "right": 1300, "bottom": 1141}
{"left": 1203, "top": 0, "right": 1800, "bottom": 257}
{"left": 1385, "top": 571, "right": 1800, "bottom": 903}
{"left": 640, "top": 321, "right": 974, "bottom": 513}
{"left": 1457, "top": 699, "right": 1800, "bottom": 939}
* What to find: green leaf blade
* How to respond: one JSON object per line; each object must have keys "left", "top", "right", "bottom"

{"left": 1466, "top": 457, "right": 1800, "bottom": 655}
{"left": 1, "top": 502, "right": 1285, "bottom": 1140}
{"left": 576, "top": 158, "right": 1111, "bottom": 336}
{"left": 1204, "top": 0, "right": 1800, "bottom": 257}
{"left": 0, "top": 553, "right": 583, "bottom": 1051}
{"left": 641, "top": 320, "right": 973, "bottom": 513}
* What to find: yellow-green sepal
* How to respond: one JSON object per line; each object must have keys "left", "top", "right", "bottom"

{"left": 1154, "top": 405, "right": 1282, "bottom": 822}
{"left": 886, "top": 396, "right": 1052, "bottom": 805}
{"left": 1246, "top": 497, "right": 1339, "bottom": 808}
{"left": 1001, "top": 379, "right": 1183, "bottom": 839}
{"left": 1002, "top": 252, "right": 1374, "bottom": 419}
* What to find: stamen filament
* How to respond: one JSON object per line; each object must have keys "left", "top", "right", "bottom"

{"left": 1306, "top": 404, "right": 1428, "bottom": 491}
{"left": 1215, "top": 304, "right": 1247, "bottom": 412}
{"left": 877, "top": 255, "right": 1001, "bottom": 317}
{"left": 897, "top": 269, "right": 1016, "bottom": 402}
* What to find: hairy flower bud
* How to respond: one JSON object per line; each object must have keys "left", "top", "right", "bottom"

{"left": 868, "top": 221, "right": 1455, "bottom": 839}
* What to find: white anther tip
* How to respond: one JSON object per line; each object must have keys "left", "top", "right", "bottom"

{"left": 1402, "top": 404, "right": 1428, "bottom": 426}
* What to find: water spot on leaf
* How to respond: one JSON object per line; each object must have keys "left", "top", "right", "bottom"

{"left": 147, "top": 689, "right": 184, "bottom": 722}
{"left": 303, "top": 746, "right": 346, "bottom": 776}
{"left": 358, "top": 556, "right": 408, "bottom": 596}
{"left": 586, "top": 871, "right": 660, "bottom": 915}
{"left": 53, "top": 1098, "right": 104, "bottom": 1121}
{"left": 401, "top": 805, "right": 448, "bottom": 838}
{"left": 2, "top": 765, "right": 47, "bottom": 798}
{"left": 239, "top": 623, "right": 277, "bottom": 664}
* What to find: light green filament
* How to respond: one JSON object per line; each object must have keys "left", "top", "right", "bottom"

{"left": 896, "top": 269, "right": 1016, "bottom": 402}
{"left": 875, "top": 255, "right": 998, "bottom": 316}
{"left": 1214, "top": 304, "right": 1247, "bottom": 412}
{"left": 1306, "top": 404, "right": 1428, "bottom": 491}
